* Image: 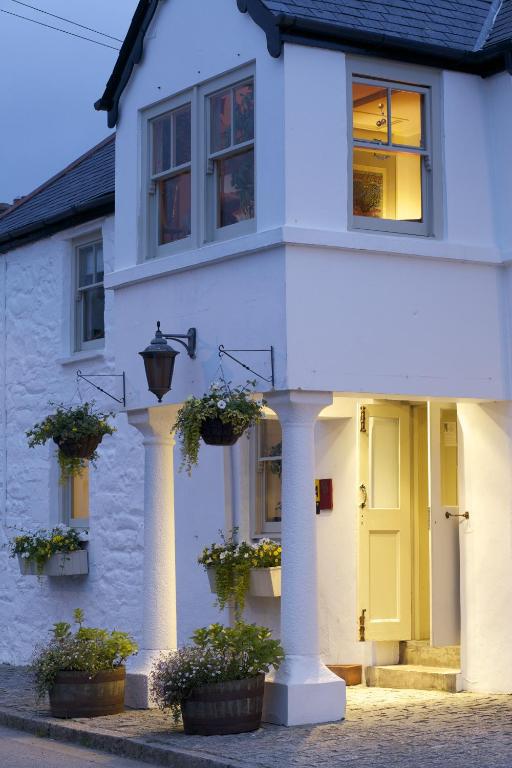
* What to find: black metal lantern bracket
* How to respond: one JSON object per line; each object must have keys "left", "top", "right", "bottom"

{"left": 158, "top": 323, "right": 197, "bottom": 358}
{"left": 218, "top": 345, "right": 275, "bottom": 388}
{"left": 76, "top": 370, "right": 127, "bottom": 407}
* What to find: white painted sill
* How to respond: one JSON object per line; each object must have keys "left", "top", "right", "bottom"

{"left": 57, "top": 350, "right": 106, "bottom": 367}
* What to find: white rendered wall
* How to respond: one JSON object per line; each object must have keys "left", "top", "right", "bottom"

{"left": 458, "top": 403, "right": 512, "bottom": 692}
{"left": 0, "top": 218, "right": 224, "bottom": 664}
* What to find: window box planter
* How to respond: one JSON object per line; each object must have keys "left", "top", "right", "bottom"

{"left": 18, "top": 549, "right": 88, "bottom": 577}
{"left": 207, "top": 566, "right": 281, "bottom": 598}
{"left": 49, "top": 667, "right": 126, "bottom": 718}
{"left": 181, "top": 673, "right": 265, "bottom": 735}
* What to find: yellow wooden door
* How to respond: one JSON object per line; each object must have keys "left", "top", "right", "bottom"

{"left": 358, "top": 404, "right": 412, "bottom": 641}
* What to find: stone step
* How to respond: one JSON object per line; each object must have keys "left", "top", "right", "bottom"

{"left": 366, "top": 664, "right": 462, "bottom": 693}
{"left": 399, "top": 640, "right": 461, "bottom": 668}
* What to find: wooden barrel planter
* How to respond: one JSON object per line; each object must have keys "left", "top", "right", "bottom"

{"left": 54, "top": 434, "right": 102, "bottom": 459}
{"left": 200, "top": 418, "right": 240, "bottom": 446}
{"left": 181, "top": 674, "right": 265, "bottom": 735}
{"left": 49, "top": 667, "right": 126, "bottom": 718}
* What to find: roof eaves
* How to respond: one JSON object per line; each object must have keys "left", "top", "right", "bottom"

{"left": 247, "top": 8, "right": 512, "bottom": 75}
{"left": 0, "top": 193, "right": 115, "bottom": 255}
{"left": 95, "top": 0, "right": 165, "bottom": 128}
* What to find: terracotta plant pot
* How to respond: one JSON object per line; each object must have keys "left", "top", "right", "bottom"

{"left": 49, "top": 667, "right": 126, "bottom": 718}
{"left": 200, "top": 418, "right": 240, "bottom": 446}
{"left": 181, "top": 674, "right": 265, "bottom": 735}
{"left": 54, "top": 434, "right": 102, "bottom": 459}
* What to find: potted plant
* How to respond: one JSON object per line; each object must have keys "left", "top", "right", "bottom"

{"left": 10, "top": 525, "right": 88, "bottom": 576}
{"left": 31, "top": 609, "right": 138, "bottom": 718}
{"left": 173, "top": 381, "right": 265, "bottom": 474}
{"left": 198, "top": 529, "right": 281, "bottom": 618}
{"left": 26, "top": 402, "right": 115, "bottom": 481}
{"left": 150, "top": 622, "right": 284, "bottom": 735}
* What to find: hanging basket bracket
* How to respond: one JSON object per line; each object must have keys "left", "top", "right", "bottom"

{"left": 76, "top": 370, "right": 126, "bottom": 407}
{"left": 218, "top": 346, "right": 275, "bottom": 388}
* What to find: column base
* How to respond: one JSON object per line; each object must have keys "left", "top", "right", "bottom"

{"left": 262, "top": 655, "right": 346, "bottom": 726}
{"left": 125, "top": 649, "right": 173, "bottom": 709}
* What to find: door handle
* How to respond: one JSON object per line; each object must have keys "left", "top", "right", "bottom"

{"left": 359, "top": 483, "right": 367, "bottom": 509}
{"left": 445, "top": 510, "right": 469, "bottom": 520}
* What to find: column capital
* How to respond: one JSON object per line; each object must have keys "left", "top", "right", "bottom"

{"left": 128, "top": 405, "right": 179, "bottom": 443}
{"left": 265, "top": 390, "right": 333, "bottom": 424}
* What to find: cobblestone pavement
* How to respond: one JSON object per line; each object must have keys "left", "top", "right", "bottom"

{"left": 0, "top": 665, "right": 511, "bottom": 768}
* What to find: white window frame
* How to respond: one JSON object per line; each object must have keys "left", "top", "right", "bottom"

{"left": 74, "top": 234, "right": 105, "bottom": 352}
{"left": 250, "top": 419, "right": 282, "bottom": 538}
{"left": 141, "top": 63, "right": 255, "bottom": 262}
{"left": 60, "top": 467, "right": 89, "bottom": 530}
{"left": 347, "top": 57, "right": 443, "bottom": 238}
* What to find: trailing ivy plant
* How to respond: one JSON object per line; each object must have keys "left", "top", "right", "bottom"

{"left": 9, "top": 525, "right": 86, "bottom": 575}
{"left": 26, "top": 402, "right": 115, "bottom": 480}
{"left": 198, "top": 528, "right": 282, "bottom": 618}
{"left": 31, "top": 609, "right": 138, "bottom": 701}
{"left": 173, "top": 380, "right": 265, "bottom": 474}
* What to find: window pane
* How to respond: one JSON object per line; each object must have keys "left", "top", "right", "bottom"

{"left": 152, "top": 114, "right": 172, "bottom": 175}
{"left": 353, "top": 82, "right": 389, "bottom": 143}
{"left": 71, "top": 468, "right": 89, "bottom": 521}
{"left": 391, "top": 90, "right": 423, "bottom": 148}
{"left": 259, "top": 420, "right": 282, "bottom": 459}
{"left": 261, "top": 464, "right": 282, "bottom": 523}
{"left": 82, "top": 286, "right": 105, "bottom": 342}
{"left": 158, "top": 171, "right": 191, "bottom": 244}
{"left": 353, "top": 148, "right": 422, "bottom": 222}
{"left": 234, "top": 82, "right": 254, "bottom": 145}
{"left": 95, "top": 243, "right": 104, "bottom": 283}
{"left": 78, "top": 245, "right": 95, "bottom": 287}
{"left": 217, "top": 149, "right": 254, "bottom": 228}
{"left": 211, "top": 90, "right": 231, "bottom": 152}
{"left": 174, "top": 105, "right": 191, "bottom": 166}
{"left": 369, "top": 417, "right": 399, "bottom": 509}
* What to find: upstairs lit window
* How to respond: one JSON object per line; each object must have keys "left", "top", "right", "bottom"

{"left": 351, "top": 75, "right": 433, "bottom": 236}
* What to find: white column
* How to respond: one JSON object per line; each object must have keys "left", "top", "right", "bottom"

{"left": 458, "top": 402, "right": 512, "bottom": 693}
{"left": 125, "top": 405, "right": 179, "bottom": 708}
{"left": 263, "top": 390, "right": 346, "bottom": 726}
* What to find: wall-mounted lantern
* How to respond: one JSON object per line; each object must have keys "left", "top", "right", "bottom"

{"left": 139, "top": 321, "right": 197, "bottom": 403}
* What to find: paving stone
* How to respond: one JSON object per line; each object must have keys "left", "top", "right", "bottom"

{"left": 0, "top": 665, "right": 511, "bottom": 767}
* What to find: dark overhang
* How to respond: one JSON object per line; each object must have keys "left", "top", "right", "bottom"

{"left": 96, "top": 0, "right": 512, "bottom": 129}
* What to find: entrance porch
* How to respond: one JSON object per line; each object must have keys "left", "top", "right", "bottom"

{"left": 123, "top": 392, "right": 512, "bottom": 725}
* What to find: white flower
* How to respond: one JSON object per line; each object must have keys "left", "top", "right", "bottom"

{"left": 217, "top": 400, "right": 227, "bottom": 410}
{"left": 219, "top": 552, "right": 226, "bottom": 560}
{"left": 22, "top": 552, "right": 30, "bottom": 559}
{"left": 256, "top": 399, "right": 264, "bottom": 407}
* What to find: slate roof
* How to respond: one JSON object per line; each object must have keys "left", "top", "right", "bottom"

{"left": 97, "top": 0, "right": 512, "bottom": 128}
{"left": 264, "top": 0, "right": 497, "bottom": 51}
{"left": 0, "top": 134, "right": 115, "bottom": 253}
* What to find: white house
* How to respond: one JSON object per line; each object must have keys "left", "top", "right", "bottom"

{"left": 2, "top": 0, "right": 512, "bottom": 728}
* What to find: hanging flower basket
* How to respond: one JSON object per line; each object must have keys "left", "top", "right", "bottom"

{"left": 200, "top": 417, "right": 239, "bottom": 446}
{"left": 26, "top": 402, "right": 115, "bottom": 480}
{"left": 173, "top": 381, "right": 265, "bottom": 474}
{"left": 54, "top": 434, "right": 102, "bottom": 459}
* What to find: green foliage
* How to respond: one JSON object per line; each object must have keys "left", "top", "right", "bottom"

{"left": 31, "top": 610, "right": 138, "bottom": 700}
{"left": 26, "top": 402, "right": 115, "bottom": 480}
{"left": 198, "top": 528, "right": 281, "bottom": 619}
{"left": 9, "top": 525, "right": 86, "bottom": 574}
{"left": 150, "top": 621, "right": 284, "bottom": 723}
{"left": 173, "top": 381, "right": 265, "bottom": 474}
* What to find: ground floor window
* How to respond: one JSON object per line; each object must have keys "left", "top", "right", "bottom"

{"left": 254, "top": 420, "right": 282, "bottom": 536}
{"left": 61, "top": 467, "right": 89, "bottom": 528}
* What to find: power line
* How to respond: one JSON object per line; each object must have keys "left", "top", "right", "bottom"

{"left": 10, "top": 0, "right": 123, "bottom": 43}
{"left": 0, "top": 8, "right": 120, "bottom": 50}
